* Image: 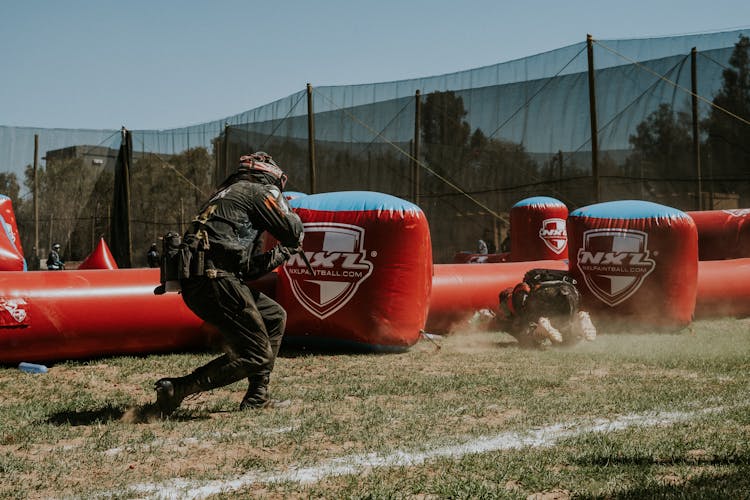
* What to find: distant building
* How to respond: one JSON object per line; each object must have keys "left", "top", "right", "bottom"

{"left": 44, "top": 145, "right": 165, "bottom": 169}
{"left": 44, "top": 145, "right": 119, "bottom": 169}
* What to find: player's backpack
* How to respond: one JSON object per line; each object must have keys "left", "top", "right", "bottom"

{"left": 154, "top": 231, "right": 190, "bottom": 294}
{"left": 519, "top": 268, "right": 581, "bottom": 322}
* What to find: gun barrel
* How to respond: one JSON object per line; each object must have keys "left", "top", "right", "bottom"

{"left": 299, "top": 250, "right": 315, "bottom": 276}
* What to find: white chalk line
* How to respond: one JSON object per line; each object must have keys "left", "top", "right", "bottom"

{"left": 125, "top": 404, "right": 728, "bottom": 499}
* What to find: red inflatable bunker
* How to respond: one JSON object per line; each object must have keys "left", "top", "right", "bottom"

{"left": 510, "top": 196, "right": 568, "bottom": 262}
{"left": 0, "top": 196, "right": 23, "bottom": 255}
{"left": 0, "top": 269, "right": 214, "bottom": 364}
{"left": 77, "top": 238, "right": 119, "bottom": 270}
{"left": 695, "top": 258, "right": 750, "bottom": 318}
{"left": 568, "top": 200, "right": 698, "bottom": 328}
{"left": 0, "top": 195, "right": 25, "bottom": 271}
{"left": 426, "top": 260, "right": 568, "bottom": 333}
{"left": 277, "top": 191, "right": 432, "bottom": 351}
{"left": 688, "top": 209, "right": 750, "bottom": 260}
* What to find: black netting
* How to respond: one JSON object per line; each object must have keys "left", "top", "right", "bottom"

{"left": 1, "top": 29, "right": 749, "bottom": 265}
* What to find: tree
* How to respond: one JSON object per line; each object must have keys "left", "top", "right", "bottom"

{"left": 418, "top": 90, "right": 546, "bottom": 261}
{"left": 129, "top": 147, "right": 214, "bottom": 264}
{"left": 703, "top": 35, "right": 750, "bottom": 186}
{"left": 420, "top": 90, "right": 472, "bottom": 170}
{"left": 624, "top": 103, "right": 693, "bottom": 203}
{"left": 0, "top": 173, "right": 20, "bottom": 204}
{"left": 18, "top": 157, "right": 110, "bottom": 260}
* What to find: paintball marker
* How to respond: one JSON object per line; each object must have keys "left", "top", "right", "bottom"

{"left": 296, "top": 248, "right": 315, "bottom": 276}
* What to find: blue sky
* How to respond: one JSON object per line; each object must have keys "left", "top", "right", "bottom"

{"left": 2, "top": 0, "right": 749, "bottom": 130}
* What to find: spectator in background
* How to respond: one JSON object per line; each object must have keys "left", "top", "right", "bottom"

{"left": 46, "top": 243, "right": 64, "bottom": 270}
{"left": 147, "top": 243, "right": 160, "bottom": 268}
{"left": 500, "top": 230, "right": 511, "bottom": 253}
{"left": 477, "top": 238, "right": 489, "bottom": 255}
{"left": 483, "top": 229, "right": 496, "bottom": 254}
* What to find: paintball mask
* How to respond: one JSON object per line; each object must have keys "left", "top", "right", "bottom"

{"left": 238, "top": 152, "right": 288, "bottom": 190}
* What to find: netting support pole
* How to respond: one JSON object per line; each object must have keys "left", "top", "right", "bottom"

{"left": 586, "top": 34, "right": 600, "bottom": 203}
{"left": 47, "top": 213, "right": 52, "bottom": 258}
{"left": 413, "top": 90, "right": 421, "bottom": 206}
{"left": 307, "top": 83, "right": 317, "bottom": 194}
{"left": 691, "top": 47, "right": 703, "bottom": 210}
{"left": 33, "top": 134, "right": 39, "bottom": 270}
{"left": 223, "top": 123, "right": 230, "bottom": 184}
{"left": 111, "top": 127, "right": 133, "bottom": 268}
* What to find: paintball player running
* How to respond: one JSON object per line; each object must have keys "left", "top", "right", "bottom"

{"left": 154, "top": 152, "right": 303, "bottom": 415}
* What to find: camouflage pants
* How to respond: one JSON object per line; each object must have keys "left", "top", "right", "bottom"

{"left": 180, "top": 274, "right": 286, "bottom": 384}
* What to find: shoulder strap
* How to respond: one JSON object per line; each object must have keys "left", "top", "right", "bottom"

{"left": 523, "top": 268, "right": 576, "bottom": 288}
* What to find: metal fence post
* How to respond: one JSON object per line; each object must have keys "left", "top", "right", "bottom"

{"left": 307, "top": 83, "right": 317, "bottom": 194}
{"left": 587, "top": 34, "right": 600, "bottom": 203}
{"left": 691, "top": 47, "right": 702, "bottom": 210}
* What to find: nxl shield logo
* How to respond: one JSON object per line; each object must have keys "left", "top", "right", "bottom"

{"left": 576, "top": 228, "right": 656, "bottom": 307}
{"left": 282, "top": 222, "right": 374, "bottom": 319}
{"left": 723, "top": 208, "right": 750, "bottom": 217}
{"left": 539, "top": 218, "right": 567, "bottom": 254}
{"left": 0, "top": 297, "right": 28, "bottom": 326}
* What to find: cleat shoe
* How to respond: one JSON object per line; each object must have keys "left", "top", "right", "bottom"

{"left": 534, "top": 317, "right": 563, "bottom": 343}
{"left": 154, "top": 378, "right": 184, "bottom": 416}
{"left": 240, "top": 374, "right": 280, "bottom": 410}
{"left": 239, "top": 393, "right": 267, "bottom": 410}
{"left": 573, "top": 311, "right": 597, "bottom": 341}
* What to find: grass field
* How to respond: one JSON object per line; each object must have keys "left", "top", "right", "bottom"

{"left": 1, "top": 318, "right": 749, "bottom": 499}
